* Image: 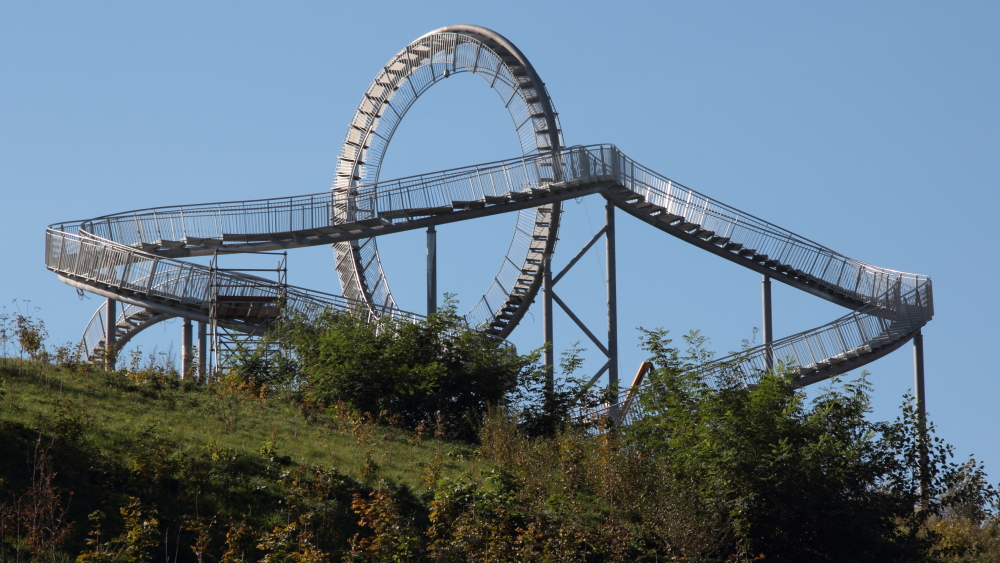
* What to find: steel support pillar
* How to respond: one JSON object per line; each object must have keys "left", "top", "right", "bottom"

{"left": 197, "top": 321, "right": 207, "bottom": 382}
{"left": 181, "top": 318, "right": 193, "bottom": 379}
{"left": 606, "top": 198, "right": 619, "bottom": 398}
{"left": 104, "top": 297, "right": 117, "bottom": 370}
{"left": 914, "top": 329, "right": 928, "bottom": 507}
{"left": 762, "top": 275, "right": 773, "bottom": 371}
{"left": 542, "top": 254, "right": 555, "bottom": 391}
{"left": 914, "top": 329, "right": 926, "bottom": 421}
{"left": 427, "top": 225, "right": 437, "bottom": 316}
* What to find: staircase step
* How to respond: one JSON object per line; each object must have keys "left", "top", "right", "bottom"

{"left": 612, "top": 187, "right": 640, "bottom": 198}
{"left": 356, "top": 218, "right": 392, "bottom": 227}
{"left": 380, "top": 207, "right": 449, "bottom": 220}
{"left": 182, "top": 237, "right": 224, "bottom": 247}
{"left": 483, "top": 195, "right": 511, "bottom": 205}
{"left": 452, "top": 200, "right": 486, "bottom": 210}
{"left": 694, "top": 229, "right": 714, "bottom": 240}
{"left": 155, "top": 239, "right": 186, "bottom": 249}
{"left": 709, "top": 236, "right": 730, "bottom": 246}
{"left": 675, "top": 222, "right": 699, "bottom": 232}
{"left": 752, "top": 254, "right": 769, "bottom": 263}
{"left": 738, "top": 248, "right": 755, "bottom": 257}
{"left": 724, "top": 242, "right": 743, "bottom": 252}
{"left": 657, "top": 213, "right": 683, "bottom": 224}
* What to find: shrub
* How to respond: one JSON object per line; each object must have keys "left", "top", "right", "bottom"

{"left": 273, "top": 297, "right": 537, "bottom": 440}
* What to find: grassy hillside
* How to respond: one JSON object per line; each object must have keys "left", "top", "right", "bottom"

{"left": 0, "top": 358, "right": 477, "bottom": 490}
{"left": 2, "top": 336, "right": 999, "bottom": 562}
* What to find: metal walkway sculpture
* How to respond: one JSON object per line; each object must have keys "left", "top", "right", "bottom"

{"left": 45, "top": 25, "right": 933, "bottom": 401}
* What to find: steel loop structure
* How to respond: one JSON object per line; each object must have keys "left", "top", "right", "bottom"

{"left": 332, "top": 25, "right": 563, "bottom": 337}
{"left": 46, "top": 26, "right": 933, "bottom": 413}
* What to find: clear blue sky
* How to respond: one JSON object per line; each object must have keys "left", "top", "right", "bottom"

{"left": 2, "top": 2, "right": 998, "bottom": 475}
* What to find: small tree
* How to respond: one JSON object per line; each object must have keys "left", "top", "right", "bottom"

{"left": 626, "top": 327, "right": 974, "bottom": 562}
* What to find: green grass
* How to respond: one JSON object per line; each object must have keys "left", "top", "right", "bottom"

{"left": 0, "top": 358, "right": 482, "bottom": 491}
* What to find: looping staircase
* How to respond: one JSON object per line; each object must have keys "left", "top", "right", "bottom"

{"left": 47, "top": 144, "right": 931, "bottom": 395}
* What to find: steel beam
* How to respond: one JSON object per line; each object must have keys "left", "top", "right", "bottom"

{"left": 105, "top": 297, "right": 116, "bottom": 370}
{"left": 914, "top": 329, "right": 926, "bottom": 418}
{"left": 553, "top": 225, "right": 606, "bottom": 285}
{"left": 914, "top": 329, "right": 928, "bottom": 507}
{"left": 763, "top": 275, "right": 773, "bottom": 371}
{"left": 551, "top": 291, "right": 610, "bottom": 357}
{"left": 198, "top": 321, "right": 207, "bottom": 382}
{"left": 427, "top": 225, "right": 437, "bottom": 315}
{"left": 181, "top": 318, "right": 193, "bottom": 379}
{"left": 542, "top": 254, "right": 554, "bottom": 391}
{"left": 606, "top": 198, "right": 619, "bottom": 395}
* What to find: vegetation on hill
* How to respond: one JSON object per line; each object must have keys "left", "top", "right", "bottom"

{"left": 0, "top": 304, "right": 998, "bottom": 562}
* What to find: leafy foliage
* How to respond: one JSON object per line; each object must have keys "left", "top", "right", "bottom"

{"left": 271, "top": 297, "right": 537, "bottom": 440}
{"left": 627, "top": 327, "right": 997, "bottom": 562}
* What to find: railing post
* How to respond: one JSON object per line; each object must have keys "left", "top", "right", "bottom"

{"left": 104, "top": 297, "right": 117, "bottom": 370}
{"left": 181, "top": 318, "right": 193, "bottom": 379}
{"left": 427, "top": 225, "right": 437, "bottom": 316}
{"left": 763, "top": 275, "right": 773, "bottom": 371}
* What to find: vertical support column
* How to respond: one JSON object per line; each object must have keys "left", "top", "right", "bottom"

{"left": 181, "top": 318, "right": 193, "bottom": 379}
{"left": 914, "top": 329, "right": 928, "bottom": 507}
{"left": 198, "top": 321, "right": 207, "bottom": 382}
{"left": 606, "top": 198, "right": 619, "bottom": 413}
{"left": 542, "top": 255, "right": 554, "bottom": 392}
{"left": 427, "top": 225, "right": 437, "bottom": 316}
{"left": 104, "top": 297, "right": 117, "bottom": 370}
{"left": 762, "top": 275, "right": 773, "bottom": 371}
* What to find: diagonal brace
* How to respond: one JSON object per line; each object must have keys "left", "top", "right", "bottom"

{"left": 553, "top": 225, "right": 606, "bottom": 285}
{"left": 585, "top": 360, "right": 611, "bottom": 388}
{"left": 551, "top": 290, "right": 610, "bottom": 357}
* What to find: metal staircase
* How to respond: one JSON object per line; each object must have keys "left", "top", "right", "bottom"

{"left": 48, "top": 144, "right": 932, "bottom": 390}
{"left": 80, "top": 302, "right": 174, "bottom": 363}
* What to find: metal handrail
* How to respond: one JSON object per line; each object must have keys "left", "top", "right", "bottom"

{"left": 47, "top": 229, "right": 422, "bottom": 332}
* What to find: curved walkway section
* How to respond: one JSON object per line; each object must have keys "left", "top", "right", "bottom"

{"left": 47, "top": 145, "right": 932, "bottom": 386}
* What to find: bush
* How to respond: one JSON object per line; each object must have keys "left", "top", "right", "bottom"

{"left": 272, "top": 297, "right": 537, "bottom": 440}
